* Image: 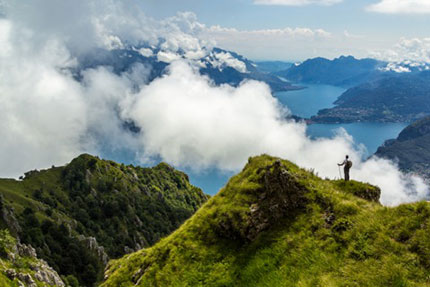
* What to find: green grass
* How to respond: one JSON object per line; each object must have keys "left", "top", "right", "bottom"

{"left": 102, "top": 155, "right": 430, "bottom": 287}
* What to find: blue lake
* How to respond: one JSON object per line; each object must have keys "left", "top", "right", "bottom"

{"left": 275, "top": 84, "right": 345, "bottom": 118}
{"left": 275, "top": 84, "right": 409, "bottom": 157}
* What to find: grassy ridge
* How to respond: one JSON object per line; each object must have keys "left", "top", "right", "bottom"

{"left": 0, "top": 154, "right": 208, "bottom": 286}
{"left": 102, "top": 155, "right": 430, "bottom": 287}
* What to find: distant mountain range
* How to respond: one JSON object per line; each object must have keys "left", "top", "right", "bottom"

{"left": 375, "top": 116, "right": 430, "bottom": 179}
{"left": 254, "top": 61, "right": 293, "bottom": 73}
{"left": 311, "top": 71, "right": 430, "bottom": 123}
{"left": 275, "top": 56, "right": 388, "bottom": 87}
{"left": 75, "top": 46, "right": 298, "bottom": 92}
{"left": 274, "top": 55, "right": 430, "bottom": 123}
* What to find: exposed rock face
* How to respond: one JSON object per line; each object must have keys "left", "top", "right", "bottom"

{"left": 17, "top": 273, "right": 37, "bottom": 287}
{"left": 2, "top": 206, "right": 22, "bottom": 236}
{"left": 217, "top": 160, "right": 308, "bottom": 242}
{"left": 4, "top": 243, "right": 65, "bottom": 287}
{"left": 77, "top": 235, "right": 109, "bottom": 265}
{"left": 32, "top": 260, "right": 66, "bottom": 286}
{"left": 17, "top": 243, "right": 37, "bottom": 258}
{"left": 246, "top": 160, "right": 308, "bottom": 241}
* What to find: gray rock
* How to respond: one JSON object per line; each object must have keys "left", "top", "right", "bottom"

{"left": 17, "top": 243, "right": 37, "bottom": 258}
{"left": 1, "top": 206, "right": 22, "bottom": 236}
{"left": 216, "top": 160, "right": 308, "bottom": 242}
{"left": 77, "top": 235, "right": 109, "bottom": 265}
{"left": 33, "top": 260, "right": 65, "bottom": 287}
{"left": 17, "top": 273, "right": 37, "bottom": 287}
{"left": 6, "top": 269, "right": 17, "bottom": 279}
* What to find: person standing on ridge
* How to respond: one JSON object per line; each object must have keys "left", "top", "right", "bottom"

{"left": 338, "top": 155, "right": 352, "bottom": 181}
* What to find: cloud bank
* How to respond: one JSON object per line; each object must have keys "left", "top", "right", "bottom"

{"left": 371, "top": 37, "right": 430, "bottom": 69}
{"left": 124, "top": 61, "right": 428, "bottom": 206}
{"left": 367, "top": 0, "right": 430, "bottom": 14}
{"left": 254, "top": 0, "right": 342, "bottom": 6}
{"left": 0, "top": 0, "right": 428, "bottom": 206}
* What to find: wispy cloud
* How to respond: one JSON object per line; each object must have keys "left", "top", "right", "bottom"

{"left": 201, "top": 25, "right": 373, "bottom": 60}
{"left": 254, "top": 0, "right": 342, "bottom": 6}
{"left": 367, "top": 0, "right": 430, "bottom": 14}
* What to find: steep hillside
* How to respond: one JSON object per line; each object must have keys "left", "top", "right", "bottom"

{"left": 0, "top": 154, "right": 207, "bottom": 286}
{"left": 312, "top": 71, "right": 430, "bottom": 123}
{"left": 376, "top": 116, "right": 430, "bottom": 178}
{"left": 276, "top": 56, "right": 386, "bottom": 87}
{"left": 101, "top": 155, "right": 430, "bottom": 286}
{"left": 0, "top": 229, "right": 65, "bottom": 287}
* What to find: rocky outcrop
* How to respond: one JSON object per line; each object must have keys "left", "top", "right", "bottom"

{"left": 1, "top": 206, "right": 22, "bottom": 237}
{"left": 351, "top": 185, "right": 381, "bottom": 202}
{"left": 17, "top": 243, "right": 37, "bottom": 258}
{"left": 333, "top": 180, "right": 381, "bottom": 203}
{"left": 246, "top": 160, "right": 308, "bottom": 241}
{"left": 32, "top": 260, "right": 66, "bottom": 286}
{"left": 217, "top": 160, "right": 308, "bottom": 242}
{"left": 77, "top": 235, "right": 109, "bottom": 265}
{"left": 2, "top": 235, "right": 65, "bottom": 287}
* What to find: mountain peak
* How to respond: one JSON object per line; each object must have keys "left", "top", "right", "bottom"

{"left": 102, "top": 155, "right": 391, "bottom": 287}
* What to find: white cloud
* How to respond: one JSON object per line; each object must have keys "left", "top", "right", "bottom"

{"left": 0, "top": 13, "right": 146, "bottom": 177}
{"left": 367, "top": 0, "right": 430, "bottom": 14}
{"left": 135, "top": 47, "right": 154, "bottom": 57}
{"left": 208, "top": 51, "right": 248, "bottom": 73}
{"left": 202, "top": 25, "right": 339, "bottom": 60}
{"left": 371, "top": 37, "right": 430, "bottom": 65}
{"left": 125, "top": 61, "right": 428, "bottom": 206}
{"left": 254, "top": 0, "right": 342, "bottom": 6}
{"left": 0, "top": 19, "right": 89, "bottom": 174}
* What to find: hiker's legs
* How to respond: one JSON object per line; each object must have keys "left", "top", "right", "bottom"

{"left": 344, "top": 168, "right": 350, "bottom": 181}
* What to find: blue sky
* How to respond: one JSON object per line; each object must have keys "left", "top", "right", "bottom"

{"left": 140, "top": 0, "right": 430, "bottom": 61}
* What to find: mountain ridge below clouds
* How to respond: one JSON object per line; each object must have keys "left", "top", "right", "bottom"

{"left": 75, "top": 46, "right": 299, "bottom": 92}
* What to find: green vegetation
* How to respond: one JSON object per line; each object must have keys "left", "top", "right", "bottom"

{"left": 103, "top": 155, "right": 430, "bottom": 287}
{"left": 312, "top": 71, "right": 430, "bottom": 123}
{"left": 376, "top": 115, "right": 430, "bottom": 179}
{"left": 275, "top": 55, "right": 384, "bottom": 87}
{"left": 0, "top": 154, "right": 207, "bottom": 286}
{"left": 0, "top": 229, "right": 62, "bottom": 287}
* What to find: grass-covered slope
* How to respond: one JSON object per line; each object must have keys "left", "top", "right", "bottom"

{"left": 103, "top": 155, "right": 430, "bottom": 287}
{"left": 0, "top": 154, "right": 207, "bottom": 286}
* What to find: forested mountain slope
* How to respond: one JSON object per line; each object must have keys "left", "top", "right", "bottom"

{"left": 0, "top": 154, "right": 207, "bottom": 286}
